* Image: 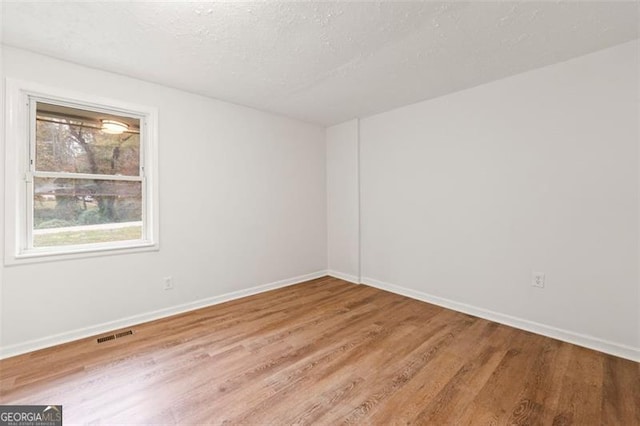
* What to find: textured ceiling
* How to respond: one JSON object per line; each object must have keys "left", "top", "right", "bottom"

{"left": 2, "top": 1, "right": 638, "bottom": 126}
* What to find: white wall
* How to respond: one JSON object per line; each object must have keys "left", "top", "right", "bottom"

{"left": 326, "top": 119, "right": 359, "bottom": 283}
{"left": 0, "top": 47, "right": 327, "bottom": 354}
{"left": 0, "top": 10, "right": 5, "bottom": 353}
{"left": 359, "top": 40, "right": 639, "bottom": 357}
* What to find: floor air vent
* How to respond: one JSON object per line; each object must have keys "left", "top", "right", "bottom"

{"left": 115, "top": 330, "right": 134, "bottom": 339}
{"left": 97, "top": 335, "right": 115, "bottom": 343}
{"left": 97, "top": 329, "right": 134, "bottom": 344}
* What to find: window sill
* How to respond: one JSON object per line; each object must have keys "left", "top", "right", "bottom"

{"left": 5, "top": 241, "right": 159, "bottom": 266}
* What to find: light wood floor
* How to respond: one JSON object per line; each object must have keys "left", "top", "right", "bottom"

{"left": 1, "top": 277, "right": 638, "bottom": 425}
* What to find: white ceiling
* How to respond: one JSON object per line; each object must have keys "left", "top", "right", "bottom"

{"left": 2, "top": 1, "right": 638, "bottom": 126}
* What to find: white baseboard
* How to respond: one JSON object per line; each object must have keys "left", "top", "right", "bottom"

{"left": 0, "top": 270, "right": 329, "bottom": 360}
{"left": 362, "top": 276, "right": 640, "bottom": 363}
{"left": 327, "top": 270, "right": 360, "bottom": 284}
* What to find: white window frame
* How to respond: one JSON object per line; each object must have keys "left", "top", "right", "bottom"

{"left": 4, "top": 79, "right": 159, "bottom": 265}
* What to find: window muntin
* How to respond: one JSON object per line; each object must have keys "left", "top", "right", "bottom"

{"left": 27, "top": 99, "right": 147, "bottom": 252}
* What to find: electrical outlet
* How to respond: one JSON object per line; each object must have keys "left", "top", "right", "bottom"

{"left": 163, "top": 276, "right": 174, "bottom": 290}
{"left": 532, "top": 272, "right": 545, "bottom": 288}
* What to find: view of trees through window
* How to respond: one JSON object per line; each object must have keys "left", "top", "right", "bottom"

{"left": 33, "top": 102, "right": 143, "bottom": 247}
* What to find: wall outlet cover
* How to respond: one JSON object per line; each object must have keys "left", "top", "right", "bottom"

{"left": 163, "top": 276, "right": 174, "bottom": 290}
{"left": 532, "top": 272, "right": 545, "bottom": 288}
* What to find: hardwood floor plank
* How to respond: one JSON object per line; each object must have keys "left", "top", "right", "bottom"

{"left": 1, "top": 278, "right": 637, "bottom": 425}
{"left": 408, "top": 326, "right": 510, "bottom": 424}
{"left": 601, "top": 354, "right": 640, "bottom": 425}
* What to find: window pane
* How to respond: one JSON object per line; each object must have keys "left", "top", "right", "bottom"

{"left": 33, "top": 178, "right": 142, "bottom": 247}
{"left": 35, "top": 102, "right": 140, "bottom": 176}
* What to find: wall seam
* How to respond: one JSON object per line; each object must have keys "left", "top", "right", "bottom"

{"left": 356, "top": 117, "right": 362, "bottom": 284}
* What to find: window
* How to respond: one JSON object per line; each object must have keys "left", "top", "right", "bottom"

{"left": 4, "top": 80, "right": 158, "bottom": 263}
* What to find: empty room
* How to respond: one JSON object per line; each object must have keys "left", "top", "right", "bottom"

{"left": 0, "top": 1, "right": 638, "bottom": 425}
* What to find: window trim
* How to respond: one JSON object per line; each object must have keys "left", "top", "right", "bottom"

{"left": 4, "top": 78, "right": 159, "bottom": 265}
